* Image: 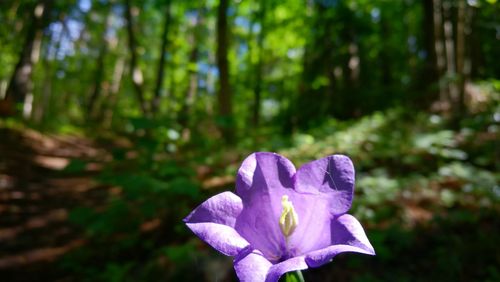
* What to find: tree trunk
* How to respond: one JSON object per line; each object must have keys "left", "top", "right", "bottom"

{"left": 443, "top": 1, "right": 459, "bottom": 110}
{"left": 421, "top": 0, "right": 439, "bottom": 105}
{"left": 179, "top": 5, "right": 204, "bottom": 130}
{"left": 379, "top": 13, "right": 392, "bottom": 88}
{"left": 252, "top": 0, "right": 267, "bottom": 128}
{"left": 216, "top": 0, "right": 234, "bottom": 143}
{"left": 124, "top": 0, "right": 148, "bottom": 115}
{"left": 433, "top": 0, "right": 448, "bottom": 109}
{"left": 296, "top": 2, "right": 332, "bottom": 127}
{"left": 5, "top": 0, "right": 51, "bottom": 118}
{"left": 87, "top": 9, "right": 112, "bottom": 119}
{"left": 468, "top": 5, "right": 480, "bottom": 78}
{"left": 455, "top": 0, "right": 468, "bottom": 119}
{"left": 151, "top": 0, "right": 172, "bottom": 114}
{"left": 103, "top": 57, "right": 126, "bottom": 128}
{"left": 34, "top": 15, "right": 66, "bottom": 124}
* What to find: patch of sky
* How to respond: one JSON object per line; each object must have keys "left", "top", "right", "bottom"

{"left": 227, "top": 6, "right": 236, "bottom": 17}
{"left": 467, "top": 0, "right": 479, "bottom": 6}
{"left": 198, "top": 77, "right": 207, "bottom": 89}
{"left": 287, "top": 48, "right": 302, "bottom": 59}
{"left": 111, "top": 4, "right": 125, "bottom": 16}
{"left": 262, "top": 99, "right": 280, "bottom": 119}
{"left": 66, "top": 19, "right": 84, "bottom": 40}
{"left": 46, "top": 20, "right": 78, "bottom": 60}
{"left": 186, "top": 10, "right": 199, "bottom": 25}
{"left": 235, "top": 16, "right": 251, "bottom": 29}
{"left": 198, "top": 62, "right": 211, "bottom": 75}
{"left": 46, "top": 22, "right": 63, "bottom": 60}
{"left": 238, "top": 43, "right": 248, "bottom": 57}
{"left": 78, "top": 0, "right": 91, "bottom": 13}
{"left": 52, "top": 18, "right": 85, "bottom": 59}
{"left": 371, "top": 8, "right": 380, "bottom": 23}
{"left": 252, "top": 23, "right": 261, "bottom": 34}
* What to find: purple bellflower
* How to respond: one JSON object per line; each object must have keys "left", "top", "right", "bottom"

{"left": 184, "top": 152, "right": 375, "bottom": 282}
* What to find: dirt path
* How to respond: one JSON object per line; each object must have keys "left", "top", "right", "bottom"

{"left": 0, "top": 127, "right": 111, "bottom": 281}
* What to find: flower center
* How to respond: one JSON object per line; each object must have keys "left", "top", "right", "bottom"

{"left": 279, "top": 195, "right": 299, "bottom": 237}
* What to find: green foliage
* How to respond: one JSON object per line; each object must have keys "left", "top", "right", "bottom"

{"left": 63, "top": 159, "right": 88, "bottom": 173}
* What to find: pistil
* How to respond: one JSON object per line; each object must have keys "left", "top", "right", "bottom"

{"left": 279, "top": 195, "right": 299, "bottom": 237}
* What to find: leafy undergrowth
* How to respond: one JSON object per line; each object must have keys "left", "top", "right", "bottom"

{"left": 59, "top": 104, "right": 499, "bottom": 281}
{"left": 275, "top": 108, "right": 499, "bottom": 281}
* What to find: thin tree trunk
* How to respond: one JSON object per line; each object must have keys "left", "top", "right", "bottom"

{"left": 252, "top": 0, "right": 267, "bottom": 128}
{"left": 34, "top": 16, "right": 66, "bottom": 124}
{"left": 422, "top": 0, "right": 439, "bottom": 105}
{"left": 469, "top": 5, "right": 480, "bottom": 78}
{"left": 379, "top": 7, "right": 393, "bottom": 98}
{"left": 179, "top": 7, "right": 203, "bottom": 130}
{"left": 455, "top": 0, "right": 467, "bottom": 119}
{"left": 5, "top": 0, "right": 51, "bottom": 118}
{"left": 433, "top": 0, "right": 447, "bottom": 108}
{"left": 103, "top": 57, "right": 126, "bottom": 128}
{"left": 151, "top": 0, "right": 172, "bottom": 114}
{"left": 179, "top": 36, "right": 200, "bottom": 141}
{"left": 185, "top": 45, "right": 198, "bottom": 112}
{"left": 246, "top": 10, "right": 256, "bottom": 125}
{"left": 443, "top": 1, "right": 458, "bottom": 107}
{"left": 216, "top": 0, "right": 234, "bottom": 143}
{"left": 125, "top": 0, "right": 148, "bottom": 115}
{"left": 87, "top": 9, "right": 112, "bottom": 119}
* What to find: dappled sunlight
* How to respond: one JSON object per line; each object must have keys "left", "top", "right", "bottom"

{"left": 0, "top": 239, "right": 85, "bottom": 269}
{"left": 0, "top": 128, "right": 114, "bottom": 279}
{"left": 32, "top": 156, "right": 70, "bottom": 170}
{"left": 0, "top": 209, "right": 67, "bottom": 241}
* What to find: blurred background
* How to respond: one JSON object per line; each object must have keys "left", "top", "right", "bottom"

{"left": 0, "top": 0, "right": 498, "bottom": 281}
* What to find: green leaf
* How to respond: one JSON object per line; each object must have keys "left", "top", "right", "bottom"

{"left": 284, "top": 270, "right": 305, "bottom": 282}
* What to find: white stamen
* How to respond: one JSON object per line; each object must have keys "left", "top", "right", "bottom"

{"left": 279, "top": 195, "right": 299, "bottom": 237}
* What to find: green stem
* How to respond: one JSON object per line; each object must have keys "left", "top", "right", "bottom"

{"left": 284, "top": 270, "right": 305, "bottom": 282}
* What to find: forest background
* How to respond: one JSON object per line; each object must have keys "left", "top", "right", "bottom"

{"left": 0, "top": 0, "right": 498, "bottom": 281}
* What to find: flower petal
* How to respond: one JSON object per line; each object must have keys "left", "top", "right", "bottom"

{"left": 295, "top": 155, "right": 355, "bottom": 215}
{"left": 304, "top": 214, "right": 375, "bottom": 267}
{"left": 236, "top": 152, "right": 296, "bottom": 196}
{"left": 267, "top": 256, "right": 308, "bottom": 282}
{"left": 234, "top": 248, "right": 308, "bottom": 282}
{"left": 285, "top": 195, "right": 333, "bottom": 254}
{"left": 184, "top": 192, "right": 250, "bottom": 256}
{"left": 234, "top": 248, "right": 272, "bottom": 282}
{"left": 235, "top": 152, "right": 296, "bottom": 261}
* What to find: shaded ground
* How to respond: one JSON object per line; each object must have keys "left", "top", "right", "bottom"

{"left": 1, "top": 125, "right": 498, "bottom": 282}
{"left": 0, "top": 128, "right": 111, "bottom": 281}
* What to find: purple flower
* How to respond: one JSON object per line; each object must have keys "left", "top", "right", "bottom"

{"left": 184, "top": 152, "right": 375, "bottom": 282}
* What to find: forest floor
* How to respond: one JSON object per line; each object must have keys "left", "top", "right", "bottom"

{"left": 0, "top": 127, "right": 112, "bottom": 281}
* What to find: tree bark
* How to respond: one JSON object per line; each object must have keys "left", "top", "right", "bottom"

{"left": 124, "top": 0, "right": 148, "bottom": 115}
{"left": 151, "top": 0, "right": 172, "bottom": 114}
{"left": 5, "top": 0, "right": 51, "bottom": 118}
{"left": 216, "top": 0, "right": 234, "bottom": 143}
